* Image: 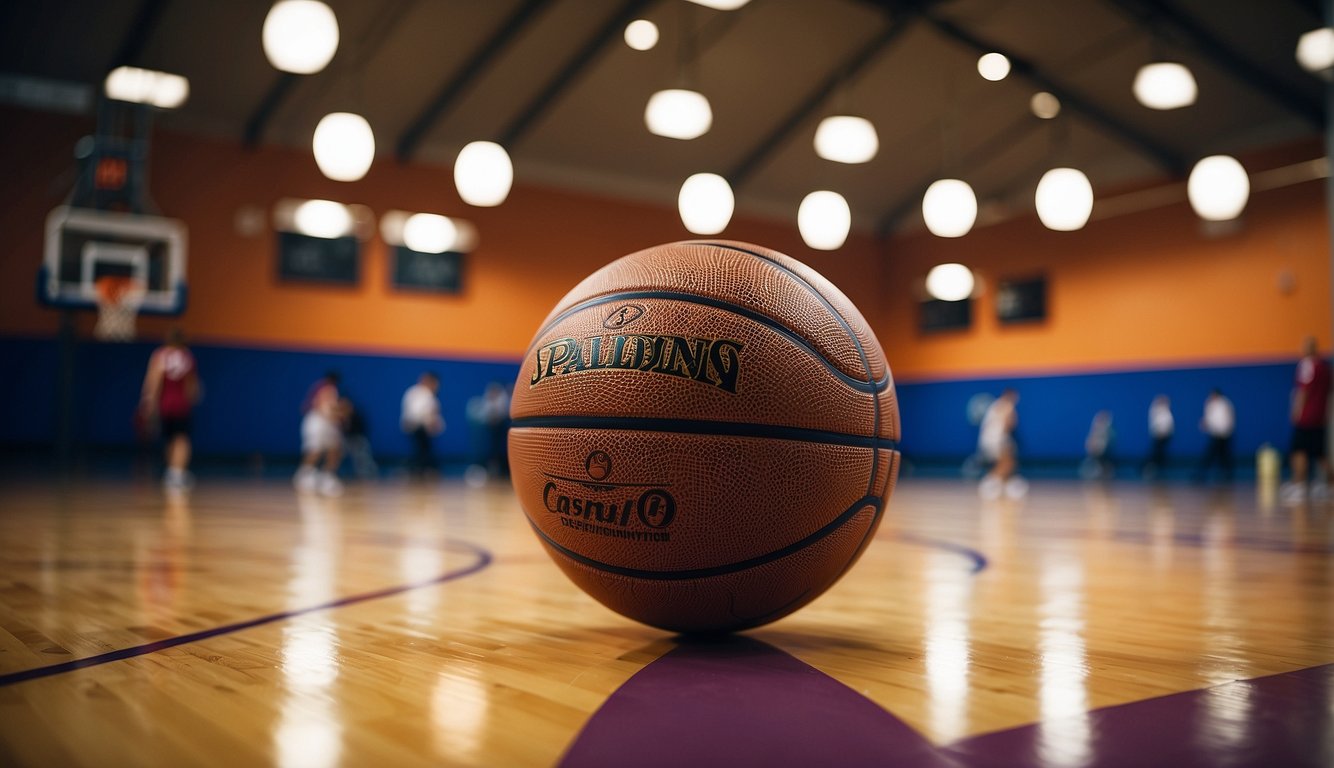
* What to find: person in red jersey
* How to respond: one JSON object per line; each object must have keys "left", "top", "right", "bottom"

{"left": 1282, "top": 337, "right": 1332, "bottom": 503}
{"left": 141, "top": 327, "right": 200, "bottom": 491}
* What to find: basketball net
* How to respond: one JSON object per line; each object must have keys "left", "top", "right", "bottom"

{"left": 94, "top": 276, "right": 145, "bottom": 342}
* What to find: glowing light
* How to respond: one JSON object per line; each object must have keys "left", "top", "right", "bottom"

{"left": 624, "top": 19, "right": 659, "bottom": 51}
{"left": 402, "top": 213, "right": 459, "bottom": 253}
{"left": 977, "top": 52, "right": 1011, "bottom": 81}
{"left": 645, "top": 89, "right": 712, "bottom": 140}
{"left": 312, "top": 112, "right": 374, "bottom": 182}
{"left": 797, "top": 191, "right": 851, "bottom": 251}
{"left": 926, "top": 263, "right": 975, "bottom": 302}
{"left": 454, "top": 141, "right": 513, "bottom": 207}
{"left": 677, "top": 173, "right": 734, "bottom": 235}
{"left": 1133, "top": 62, "right": 1197, "bottom": 110}
{"left": 1035, "top": 168, "right": 1093, "bottom": 231}
{"left": 1031, "top": 91, "right": 1061, "bottom": 119}
{"left": 293, "top": 200, "right": 353, "bottom": 239}
{"left": 814, "top": 116, "right": 879, "bottom": 164}
{"left": 1297, "top": 28, "right": 1334, "bottom": 74}
{"left": 1188, "top": 155, "right": 1249, "bottom": 221}
{"left": 684, "top": 0, "right": 751, "bottom": 8}
{"left": 263, "top": 0, "right": 339, "bottom": 74}
{"left": 922, "top": 179, "right": 978, "bottom": 238}
{"left": 104, "top": 66, "right": 189, "bottom": 109}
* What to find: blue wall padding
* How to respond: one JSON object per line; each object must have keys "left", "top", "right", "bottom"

{"left": 0, "top": 336, "right": 1299, "bottom": 463}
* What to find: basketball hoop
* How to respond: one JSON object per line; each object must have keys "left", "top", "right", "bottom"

{"left": 94, "top": 275, "right": 144, "bottom": 341}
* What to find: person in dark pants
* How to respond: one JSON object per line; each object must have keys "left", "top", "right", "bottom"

{"left": 1282, "top": 337, "right": 1332, "bottom": 503}
{"left": 1142, "top": 395, "right": 1174, "bottom": 479}
{"left": 1195, "top": 388, "right": 1235, "bottom": 483}
{"left": 400, "top": 372, "right": 443, "bottom": 478}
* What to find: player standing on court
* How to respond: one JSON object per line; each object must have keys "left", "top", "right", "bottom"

{"left": 401, "top": 372, "right": 444, "bottom": 478}
{"left": 295, "top": 371, "right": 344, "bottom": 496}
{"left": 1195, "top": 388, "right": 1235, "bottom": 483}
{"left": 141, "top": 327, "right": 199, "bottom": 491}
{"left": 1282, "top": 337, "right": 1332, "bottom": 502}
{"left": 978, "top": 388, "right": 1026, "bottom": 499}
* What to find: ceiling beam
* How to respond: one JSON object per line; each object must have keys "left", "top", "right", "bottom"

{"left": 108, "top": 0, "right": 170, "bottom": 70}
{"left": 1107, "top": 0, "right": 1323, "bottom": 128}
{"left": 863, "top": 0, "right": 1189, "bottom": 175}
{"left": 243, "top": 74, "right": 297, "bottom": 148}
{"left": 499, "top": 0, "right": 656, "bottom": 148}
{"left": 726, "top": 18, "right": 914, "bottom": 189}
{"left": 396, "top": 0, "right": 556, "bottom": 161}
{"left": 874, "top": 111, "right": 1040, "bottom": 237}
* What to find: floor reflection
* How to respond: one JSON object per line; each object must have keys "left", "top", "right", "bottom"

{"left": 1036, "top": 553, "right": 1090, "bottom": 768}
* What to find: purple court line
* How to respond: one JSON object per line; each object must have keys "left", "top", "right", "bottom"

{"left": 895, "top": 532, "right": 989, "bottom": 573}
{"left": 0, "top": 539, "right": 493, "bottom": 688}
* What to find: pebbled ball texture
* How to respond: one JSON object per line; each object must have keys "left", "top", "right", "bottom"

{"left": 509, "top": 241, "right": 899, "bottom": 633}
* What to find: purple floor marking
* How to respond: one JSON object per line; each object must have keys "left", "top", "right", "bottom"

{"left": 563, "top": 640, "right": 1333, "bottom": 768}
{"left": 895, "top": 532, "right": 989, "bottom": 573}
{"left": 559, "top": 636, "right": 963, "bottom": 768}
{"left": 0, "top": 539, "right": 492, "bottom": 688}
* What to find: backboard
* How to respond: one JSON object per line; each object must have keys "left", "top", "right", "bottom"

{"left": 40, "top": 205, "right": 187, "bottom": 315}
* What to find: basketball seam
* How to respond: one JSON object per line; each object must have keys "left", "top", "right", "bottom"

{"left": 522, "top": 289, "right": 891, "bottom": 394}
{"left": 694, "top": 242, "right": 885, "bottom": 497}
{"left": 525, "top": 493, "right": 882, "bottom": 581}
{"left": 510, "top": 416, "right": 898, "bottom": 451}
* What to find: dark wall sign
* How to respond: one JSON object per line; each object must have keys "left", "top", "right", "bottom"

{"left": 277, "top": 231, "right": 359, "bottom": 284}
{"left": 392, "top": 246, "right": 463, "bottom": 294}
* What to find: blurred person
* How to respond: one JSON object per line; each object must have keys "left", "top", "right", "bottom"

{"left": 401, "top": 372, "right": 444, "bottom": 478}
{"left": 295, "top": 371, "right": 344, "bottom": 496}
{"left": 140, "top": 327, "right": 200, "bottom": 491}
{"left": 1195, "top": 388, "right": 1235, "bottom": 483}
{"left": 1142, "top": 395, "right": 1174, "bottom": 479}
{"left": 481, "top": 382, "right": 511, "bottom": 478}
{"left": 1282, "top": 337, "right": 1332, "bottom": 503}
{"left": 978, "top": 388, "right": 1025, "bottom": 499}
{"left": 341, "top": 398, "right": 377, "bottom": 479}
{"left": 1082, "top": 410, "right": 1115, "bottom": 480}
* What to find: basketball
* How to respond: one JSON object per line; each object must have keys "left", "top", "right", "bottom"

{"left": 509, "top": 240, "right": 900, "bottom": 633}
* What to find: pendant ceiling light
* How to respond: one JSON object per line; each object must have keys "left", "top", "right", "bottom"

{"left": 402, "top": 213, "right": 459, "bottom": 254}
{"left": 798, "top": 191, "right": 851, "bottom": 251}
{"left": 262, "top": 0, "right": 339, "bottom": 74}
{"left": 1297, "top": 28, "right": 1334, "bottom": 75}
{"left": 312, "top": 112, "right": 374, "bottom": 182}
{"left": 624, "top": 19, "right": 659, "bottom": 51}
{"left": 1187, "top": 155, "right": 1249, "bottom": 221}
{"left": 814, "top": 116, "right": 879, "bottom": 164}
{"left": 1035, "top": 168, "right": 1094, "bottom": 231}
{"left": 926, "top": 263, "right": 975, "bottom": 302}
{"left": 977, "top": 52, "right": 1011, "bottom": 81}
{"left": 293, "top": 199, "right": 353, "bottom": 239}
{"left": 921, "top": 179, "right": 978, "bottom": 238}
{"left": 454, "top": 141, "right": 514, "bottom": 207}
{"left": 104, "top": 66, "right": 190, "bottom": 109}
{"left": 645, "top": 89, "right": 713, "bottom": 140}
{"left": 678, "top": 173, "right": 734, "bottom": 235}
{"left": 1133, "top": 62, "right": 1197, "bottom": 110}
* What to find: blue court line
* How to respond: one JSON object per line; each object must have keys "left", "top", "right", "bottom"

{"left": 0, "top": 539, "right": 493, "bottom": 688}
{"left": 894, "top": 532, "right": 989, "bottom": 574}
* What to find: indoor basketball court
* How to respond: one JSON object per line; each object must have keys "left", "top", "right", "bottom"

{"left": 1, "top": 1, "right": 1331, "bottom": 766}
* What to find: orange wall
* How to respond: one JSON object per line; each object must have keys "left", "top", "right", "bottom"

{"left": 882, "top": 172, "right": 1331, "bottom": 382}
{"left": 0, "top": 107, "right": 886, "bottom": 359}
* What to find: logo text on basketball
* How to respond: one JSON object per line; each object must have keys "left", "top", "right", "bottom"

{"left": 529, "top": 334, "right": 743, "bottom": 393}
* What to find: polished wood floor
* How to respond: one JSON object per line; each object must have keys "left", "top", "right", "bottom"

{"left": 0, "top": 473, "right": 1330, "bottom": 766}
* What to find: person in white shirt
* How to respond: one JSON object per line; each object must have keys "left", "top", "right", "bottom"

{"left": 1143, "top": 395, "right": 1174, "bottom": 479}
{"left": 402, "top": 372, "right": 444, "bottom": 477}
{"left": 1195, "top": 388, "right": 1235, "bottom": 483}
{"left": 295, "top": 371, "right": 345, "bottom": 496}
{"left": 977, "top": 388, "right": 1026, "bottom": 499}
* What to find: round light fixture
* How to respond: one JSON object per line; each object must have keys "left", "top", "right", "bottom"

{"left": 1030, "top": 91, "right": 1061, "bottom": 119}
{"left": 921, "top": 179, "right": 978, "bottom": 238}
{"left": 293, "top": 199, "right": 353, "bottom": 239}
{"left": 1035, "top": 168, "right": 1093, "bottom": 231}
{"left": 454, "top": 141, "right": 513, "bottom": 207}
{"left": 813, "top": 115, "right": 879, "bottom": 164}
{"left": 926, "top": 263, "right": 976, "bottom": 302}
{"left": 1297, "top": 28, "right": 1334, "bottom": 74}
{"left": 798, "top": 191, "right": 851, "bottom": 251}
{"left": 645, "top": 89, "right": 712, "bottom": 140}
{"left": 624, "top": 19, "right": 659, "bottom": 51}
{"left": 677, "top": 173, "right": 734, "bottom": 235}
{"left": 262, "top": 0, "right": 339, "bottom": 74}
{"left": 402, "top": 213, "right": 459, "bottom": 253}
{"left": 1187, "top": 155, "right": 1249, "bottom": 221}
{"left": 1133, "top": 62, "right": 1197, "bottom": 110}
{"left": 977, "top": 52, "right": 1011, "bottom": 81}
{"left": 312, "top": 112, "right": 374, "bottom": 182}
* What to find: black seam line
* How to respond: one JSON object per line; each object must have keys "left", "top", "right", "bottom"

{"left": 695, "top": 242, "right": 885, "bottom": 497}
{"left": 524, "top": 290, "right": 891, "bottom": 395}
{"left": 529, "top": 494, "right": 882, "bottom": 580}
{"left": 512, "top": 416, "right": 900, "bottom": 451}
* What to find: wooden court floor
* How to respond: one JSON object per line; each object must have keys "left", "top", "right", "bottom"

{"left": 0, "top": 474, "right": 1330, "bottom": 767}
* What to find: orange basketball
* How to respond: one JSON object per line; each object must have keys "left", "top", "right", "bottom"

{"left": 509, "top": 241, "right": 899, "bottom": 633}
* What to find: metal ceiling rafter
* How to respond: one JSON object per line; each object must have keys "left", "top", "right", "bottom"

{"left": 396, "top": 0, "right": 556, "bottom": 161}
{"left": 499, "top": 0, "right": 657, "bottom": 149}
{"left": 863, "top": 0, "right": 1188, "bottom": 176}
{"left": 1106, "top": 0, "right": 1323, "bottom": 127}
{"left": 725, "top": 17, "right": 914, "bottom": 189}
{"left": 108, "top": 0, "right": 171, "bottom": 70}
